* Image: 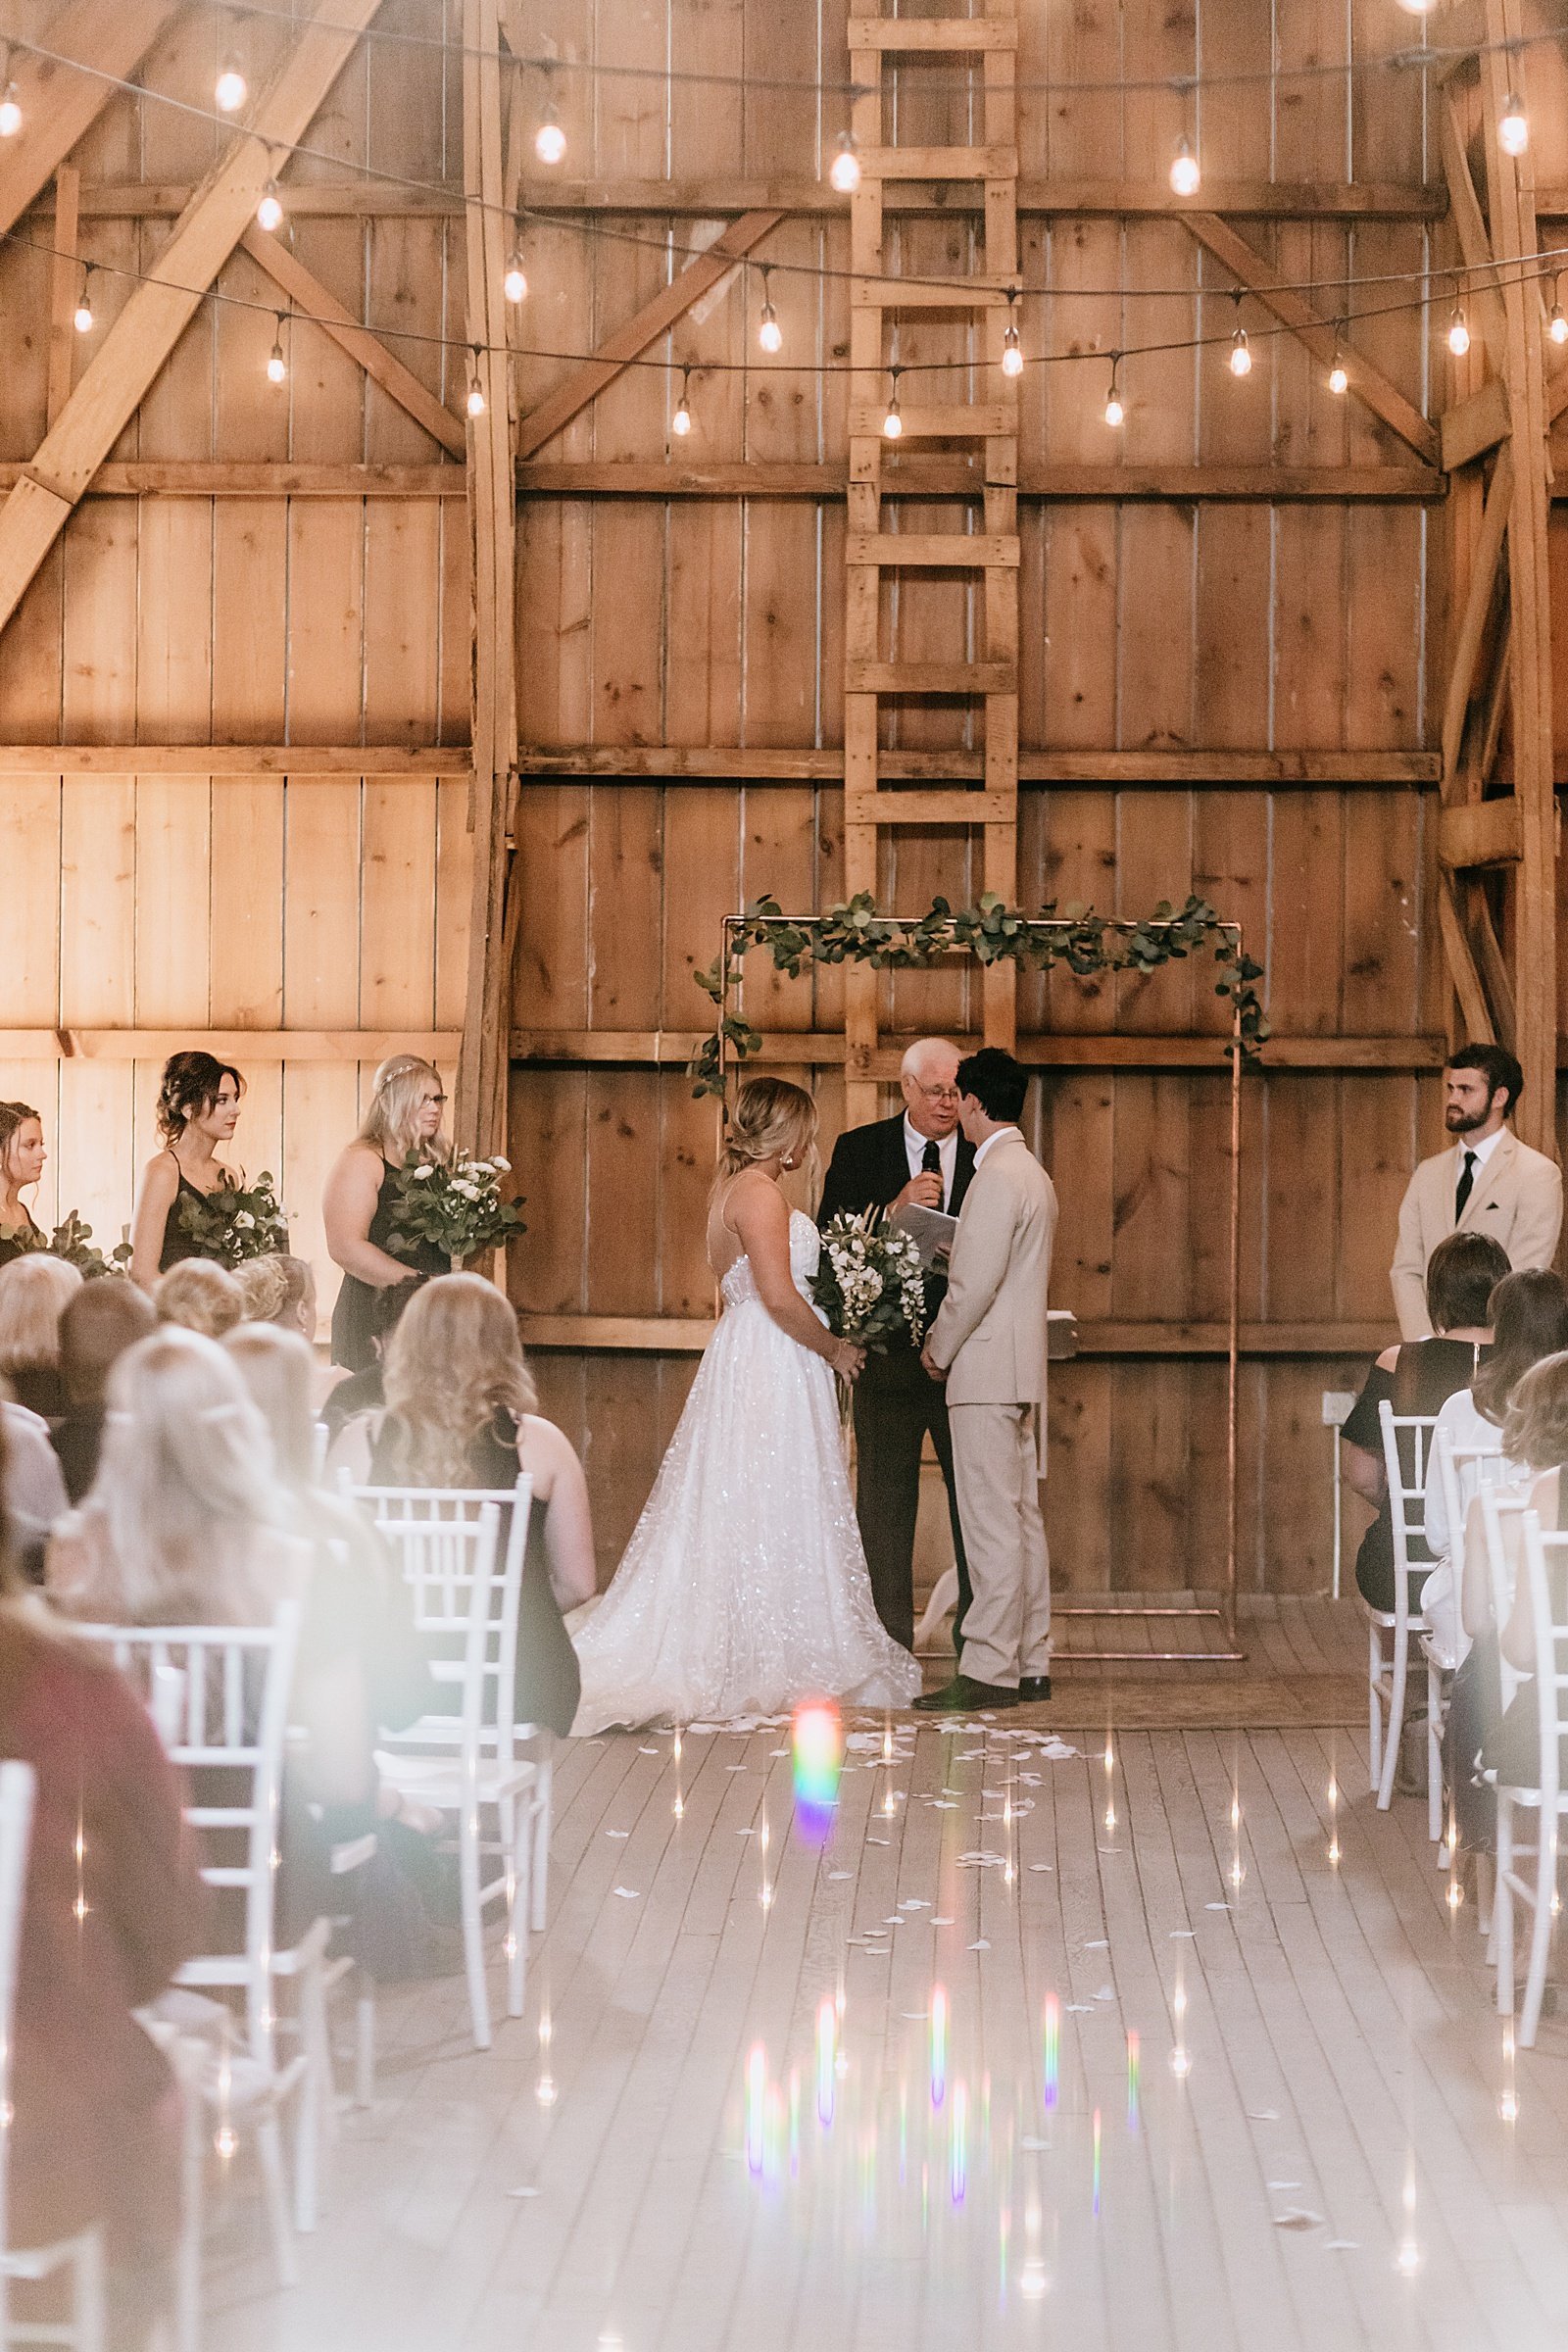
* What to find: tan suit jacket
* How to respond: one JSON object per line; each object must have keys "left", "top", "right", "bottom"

{"left": 927, "top": 1131, "right": 1056, "bottom": 1405}
{"left": 1391, "top": 1128, "right": 1562, "bottom": 1340}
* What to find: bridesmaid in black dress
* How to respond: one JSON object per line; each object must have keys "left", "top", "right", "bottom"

{"left": 322, "top": 1054, "right": 453, "bottom": 1371}
{"left": 128, "top": 1053, "right": 245, "bottom": 1290}
{"left": 0, "top": 1102, "right": 47, "bottom": 1268}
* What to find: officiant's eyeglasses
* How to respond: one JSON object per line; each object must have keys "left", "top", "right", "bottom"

{"left": 911, "top": 1081, "right": 960, "bottom": 1104}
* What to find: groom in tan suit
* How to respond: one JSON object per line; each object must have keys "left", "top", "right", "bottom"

{"left": 914, "top": 1049, "right": 1056, "bottom": 1713}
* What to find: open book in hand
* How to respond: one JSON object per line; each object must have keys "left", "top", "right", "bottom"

{"left": 889, "top": 1200, "right": 959, "bottom": 1271}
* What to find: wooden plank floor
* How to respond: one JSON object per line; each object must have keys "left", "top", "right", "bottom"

{"left": 203, "top": 1604, "right": 1568, "bottom": 2352}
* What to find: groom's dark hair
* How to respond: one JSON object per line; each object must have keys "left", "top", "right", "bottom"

{"left": 956, "top": 1048, "right": 1028, "bottom": 1125}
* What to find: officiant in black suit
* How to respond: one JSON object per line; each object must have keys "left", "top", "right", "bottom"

{"left": 818, "top": 1038, "right": 975, "bottom": 1652}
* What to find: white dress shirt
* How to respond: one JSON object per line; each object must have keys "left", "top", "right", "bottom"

{"left": 903, "top": 1115, "right": 958, "bottom": 1210}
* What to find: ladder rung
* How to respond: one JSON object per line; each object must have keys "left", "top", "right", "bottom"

{"left": 849, "top": 404, "right": 1015, "bottom": 440}
{"left": 847, "top": 661, "right": 1016, "bottom": 694}
{"left": 846, "top": 533, "right": 1019, "bottom": 568}
{"left": 853, "top": 278, "right": 1019, "bottom": 311}
{"left": 846, "top": 790, "right": 1016, "bottom": 824}
{"left": 859, "top": 145, "right": 1018, "bottom": 181}
{"left": 851, "top": 19, "right": 1018, "bottom": 50}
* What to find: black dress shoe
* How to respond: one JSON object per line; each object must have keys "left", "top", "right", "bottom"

{"left": 913, "top": 1675, "right": 1020, "bottom": 1713}
{"left": 1017, "top": 1676, "right": 1052, "bottom": 1702}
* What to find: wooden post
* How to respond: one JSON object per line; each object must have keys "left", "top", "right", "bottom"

{"left": 456, "top": 0, "right": 519, "bottom": 1160}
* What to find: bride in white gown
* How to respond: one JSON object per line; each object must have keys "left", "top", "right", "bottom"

{"left": 572, "top": 1078, "right": 920, "bottom": 1733}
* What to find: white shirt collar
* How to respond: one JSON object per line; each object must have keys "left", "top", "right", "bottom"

{"left": 903, "top": 1115, "right": 958, "bottom": 1203}
{"left": 1458, "top": 1127, "right": 1506, "bottom": 1170}
{"left": 973, "top": 1124, "right": 1023, "bottom": 1171}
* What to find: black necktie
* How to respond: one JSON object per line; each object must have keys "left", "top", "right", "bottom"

{"left": 921, "top": 1139, "right": 943, "bottom": 1207}
{"left": 1455, "top": 1149, "right": 1477, "bottom": 1222}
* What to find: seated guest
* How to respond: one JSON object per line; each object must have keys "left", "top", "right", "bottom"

{"left": 1421, "top": 1269, "right": 1568, "bottom": 1655}
{"left": 233, "top": 1252, "right": 316, "bottom": 1339}
{"left": 0, "top": 1412, "right": 205, "bottom": 2344}
{"left": 1341, "top": 1232, "right": 1510, "bottom": 1613}
{"left": 51, "top": 1277, "right": 157, "bottom": 1503}
{"left": 48, "top": 1327, "right": 297, "bottom": 1625}
{"left": 0, "top": 1253, "right": 83, "bottom": 1418}
{"left": 154, "top": 1256, "right": 244, "bottom": 1341}
{"left": 368, "top": 1273, "right": 591, "bottom": 1737}
{"left": 0, "top": 1388, "right": 68, "bottom": 1579}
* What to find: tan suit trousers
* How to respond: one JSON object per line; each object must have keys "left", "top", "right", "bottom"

{"left": 951, "top": 1401, "right": 1051, "bottom": 1687}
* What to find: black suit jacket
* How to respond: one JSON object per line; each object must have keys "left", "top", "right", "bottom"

{"left": 818, "top": 1112, "right": 976, "bottom": 1336}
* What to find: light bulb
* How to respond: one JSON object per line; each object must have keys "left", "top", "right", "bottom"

{"left": 759, "top": 301, "right": 782, "bottom": 354}
{"left": 466, "top": 371, "right": 486, "bottom": 418}
{"left": 1498, "top": 95, "right": 1527, "bottom": 157}
{"left": 1396, "top": 0, "right": 1436, "bottom": 12}
{"left": 883, "top": 390, "right": 902, "bottom": 439}
{"left": 257, "top": 181, "right": 283, "bottom": 233}
{"left": 504, "top": 252, "right": 528, "bottom": 304}
{"left": 1328, "top": 353, "right": 1348, "bottom": 396}
{"left": 1001, "top": 322, "right": 1023, "bottom": 378}
{"left": 0, "top": 81, "right": 21, "bottom": 138}
{"left": 1104, "top": 387, "right": 1124, "bottom": 428}
{"left": 215, "top": 62, "right": 247, "bottom": 113}
{"left": 535, "top": 108, "right": 566, "bottom": 167}
{"left": 74, "top": 291, "right": 93, "bottom": 334}
{"left": 1169, "top": 136, "right": 1200, "bottom": 198}
{"left": 829, "top": 131, "right": 861, "bottom": 194}
{"left": 1550, "top": 303, "right": 1568, "bottom": 347}
{"left": 1447, "top": 307, "right": 1470, "bottom": 357}
{"left": 1229, "top": 324, "right": 1251, "bottom": 377}
{"left": 671, "top": 377, "right": 692, "bottom": 436}
{"left": 267, "top": 339, "right": 286, "bottom": 385}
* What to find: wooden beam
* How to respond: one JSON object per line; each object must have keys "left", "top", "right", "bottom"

{"left": 1182, "top": 214, "right": 1440, "bottom": 465}
{"left": 0, "top": 0, "right": 387, "bottom": 640}
{"left": 845, "top": 532, "right": 1019, "bottom": 567}
{"left": 1438, "top": 798, "right": 1522, "bottom": 867}
{"left": 241, "top": 229, "right": 466, "bottom": 460}
{"left": 516, "top": 460, "right": 1444, "bottom": 503}
{"left": 1437, "top": 869, "right": 1496, "bottom": 1043}
{"left": 0, "top": 1030, "right": 462, "bottom": 1062}
{"left": 515, "top": 211, "right": 785, "bottom": 460}
{"left": 47, "top": 181, "right": 465, "bottom": 221}
{"left": 507, "top": 1027, "right": 1447, "bottom": 1072}
{"left": 0, "top": 0, "right": 181, "bottom": 239}
{"left": 506, "top": 177, "right": 1446, "bottom": 221}
{"left": 1441, "top": 376, "right": 1511, "bottom": 470}
{"left": 0, "top": 746, "right": 466, "bottom": 774}
{"left": 512, "top": 744, "right": 1445, "bottom": 785}
{"left": 0, "top": 462, "right": 464, "bottom": 498}
{"left": 1440, "top": 444, "right": 1511, "bottom": 788}
{"left": 46, "top": 166, "right": 80, "bottom": 432}
{"left": 1440, "top": 94, "right": 1509, "bottom": 366}
{"left": 512, "top": 1312, "right": 1401, "bottom": 1357}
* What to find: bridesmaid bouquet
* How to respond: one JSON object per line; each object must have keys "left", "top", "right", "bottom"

{"left": 811, "top": 1211, "right": 929, "bottom": 1350}
{"left": 174, "top": 1173, "right": 290, "bottom": 1264}
{"left": 385, "top": 1150, "right": 526, "bottom": 1267}
{"left": 10, "top": 1211, "right": 129, "bottom": 1279}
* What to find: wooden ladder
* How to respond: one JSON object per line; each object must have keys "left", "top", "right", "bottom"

{"left": 843, "top": 0, "right": 1021, "bottom": 1129}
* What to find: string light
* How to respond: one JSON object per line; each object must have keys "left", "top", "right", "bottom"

{"left": 829, "top": 130, "right": 861, "bottom": 194}
{"left": 1001, "top": 292, "right": 1023, "bottom": 379}
{"left": 73, "top": 271, "right": 93, "bottom": 334}
{"left": 883, "top": 368, "right": 903, "bottom": 439}
{"left": 1228, "top": 294, "right": 1251, "bottom": 377}
{"left": 256, "top": 179, "right": 284, "bottom": 233}
{"left": 1447, "top": 305, "right": 1471, "bottom": 356}
{"left": 504, "top": 247, "right": 528, "bottom": 304}
{"left": 466, "top": 349, "right": 486, "bottom": 416}
{"left": 1328, "top": 326, "right": 1348, "bottom": 395}
{"left": 758, "top": 266, "right": 782, "bottom": 354}
{"left": 214, "top": 58, "right": 247, "bottom": 112}
{"left": 0, "top": 62, "right": 20, "bottom": 138}
{"left": 535, "top": 83, "right": 566, "bottom": 167}
{"left": 266, "top": 316, "right": 287, "bottom": 384}
{"left": 1497, "top": 92, "right": 1528, "bottom": 157}
{"left": 671, "top": 363, "right": 693, "bottom": 437}
{"left": 1169, "top": 135, "right": 1200, "bottom": 198}
{"left": 1550, "top": 277, "right": 1568, "bottom": 345}
{"left": 1103, "top": 355, "right": 1124, "bottom": 428}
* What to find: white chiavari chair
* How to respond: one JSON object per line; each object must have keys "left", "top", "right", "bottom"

{"left": 1426, "top": 1430, "right": 1509, "bottom": 1846}
{"left": 1493, "top": 1510, "right": 1568, "bottom": 2047}
{"left": 0, "top": 1760, "right": 108, "bottom": 2352}
{"left": 1366, "top": 1402, "right": 1437, "bottom": 1810}
{"left": 357, "top": 1499, "right": 535, "bottom": 2049}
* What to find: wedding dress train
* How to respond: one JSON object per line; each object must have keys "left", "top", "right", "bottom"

{"left": 571, "top": 1210, "right": 920, "bottom": 1733}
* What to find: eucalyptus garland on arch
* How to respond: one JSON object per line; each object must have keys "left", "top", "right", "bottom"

{"left": 688, "top": 892, "right": 1268, "bottom": 1099}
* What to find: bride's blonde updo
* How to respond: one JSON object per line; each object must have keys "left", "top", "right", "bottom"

{"left": 715, "top": 1078, "right": 818, "bottom": 1192}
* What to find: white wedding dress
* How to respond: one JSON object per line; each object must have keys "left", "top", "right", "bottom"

{"left": 571, "top": 1206, "right": 920, "bottom": 1733}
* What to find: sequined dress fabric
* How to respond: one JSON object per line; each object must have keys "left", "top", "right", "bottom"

{"left": 571, "top": 1211, "right": 921, "bottom": 1732}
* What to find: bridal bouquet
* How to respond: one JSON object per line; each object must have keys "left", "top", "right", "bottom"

{"left": 174, "top": 1173, "right": 290, "bottom": 1265}
{"left": 811, "top": 1210, "right": 929, "bottom": 1350}
{"left": 385, "top": 1150, "right": 526, "bottom": 1266}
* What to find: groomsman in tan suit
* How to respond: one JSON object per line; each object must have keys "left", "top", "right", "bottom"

{"left": 914, "top": 1049, "right": 1056, "bottom": 1713}
{"left": 1391, "top": 1042, "right": 1561, "bottom": 1341}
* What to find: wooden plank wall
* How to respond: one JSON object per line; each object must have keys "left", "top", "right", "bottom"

{"left": 0, "top": 0, "right": 471, "bottom": 1310}
{"left": 504, "top": 0, "right": 1498, "bottom": 1596}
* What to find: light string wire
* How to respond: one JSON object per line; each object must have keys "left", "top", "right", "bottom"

{"left": 7, "top": 214, "right": 1567, "bottom": 391}
{"left": 23, "top": 5, "right": 1568, "bottom": 106}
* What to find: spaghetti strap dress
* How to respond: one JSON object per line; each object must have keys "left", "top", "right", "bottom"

{"left": 330, "top": 1156, "right": 450, "bottom": 1371}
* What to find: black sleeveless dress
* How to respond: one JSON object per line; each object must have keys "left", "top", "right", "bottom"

{"left": 0, "top": 1210, "right": 43, "bottom": 1270}
{"left": 330, "top": 1156, "right": 449, "bottom": 1371}
{"left": 157, "top": 1161, "right": 232, "bottom": 1273}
